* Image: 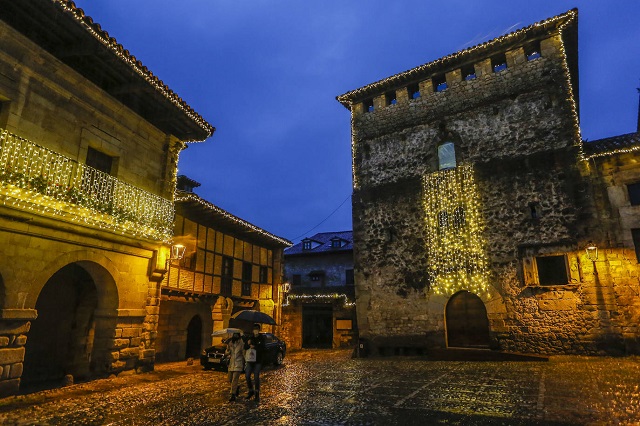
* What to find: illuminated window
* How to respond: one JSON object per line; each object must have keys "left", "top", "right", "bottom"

{"left": 452, "top": 206, "right": 465, "bottom": 228}
{"left": 438, "top": 142, "right": 456, "bottom": 170}
{"left": 535, "top": 255, "right": 569, "bottom": 286}
{"left": 336, "top": 319, "right": 353, "bottom": 330}
{"left": 628, "top": 182, "right": 640, "bottom": 206}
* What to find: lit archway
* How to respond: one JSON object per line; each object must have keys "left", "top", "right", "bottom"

{"left": 445, "top": 290, "right": 490, "bottom": 348}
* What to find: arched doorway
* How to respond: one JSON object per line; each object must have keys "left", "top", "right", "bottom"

{"left": 445, "top": 291, "right": 490, "bottom": 348}
{"left": 185, "top": 315, "right": 202, "bottom": 359}
{"left": 22, "top": 262, "right": 117, "bottom": 386}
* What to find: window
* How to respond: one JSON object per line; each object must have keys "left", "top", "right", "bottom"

{"left": 525, "top": 41, "right": 541, "bottom": 61}
{"left": 627, "top": 182, "right": 640, "bottom": 206}
{"left": 529, "top": 202, "right": 541, "bottom": 219}
{"left": 407, "top": 83, "right": 420, "bottom": 99}
{"left": 292, "top": 274, "right": 301, "bottom": 286}
{"left": 259, "top": 266, "right": 268, "bottom": 283}
{"left": 438, "top": 142, "right": 456, "bottom": 170}
{"left": 535, "top": 255, "right": 569, "bottom": 286}
{"left": 242, "top": 262, "right": 252, "bottom": 296}
{"left": 309, "top": 271, "right": 325, "bottom": 286}
{"left": 492, "top": 54, "right": 508, "bottom": 72}
{"left": 632, "top": 229, "right": 640, "bottom": 263}
{"left": 331, "top": 238, "right": 342, "bottom": 248}
{"left": 302, "top": 240, "right": 312, "bottom": 250}
{"left": 433, "top": 75, "right": 447, "bottom": 92}
{"left": 385, "top": 91, "right": 397, "bottom": 106}
{"left": 86, "top": 147, "right": 113, "bottom": 174}
{"left": 452, "top": 206, "right": 465, "bottom": 229}
{"left": 462, "top": 65, "right": 476, "bottom": 81}
{"left": 221, "top": 257, "right": 233, "bottom": 295}
{"left": 363, "top": 99, "right": 374, "bottom": 113}
{"left": 346, "top": 269, "right": 354, "bottom": 285}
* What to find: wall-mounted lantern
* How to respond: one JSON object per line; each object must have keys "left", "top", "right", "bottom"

{"left": 585, "top": 242, "right": 598, "bottom": 262}
{"left": 170, "top": 244, "right": 186, "bottom": 261}
{"left": 282, "top": 282, "right": 291, "bottom": 293}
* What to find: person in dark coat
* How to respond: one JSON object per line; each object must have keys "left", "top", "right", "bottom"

{"left": 244, "top": 323, "right": 266, "bottom": 403}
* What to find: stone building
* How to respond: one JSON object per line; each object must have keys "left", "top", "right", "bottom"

{"left": 0, "top": 1, "right": 213, "bottom": 396}
{"left": 156, "top": 176, "right": 291, "bottom": 361}
{"left": 281, "top": 231, "right": 357, "bottom": 350}
{"left": 336, "top": 9, "right": 640, "bottom": 356}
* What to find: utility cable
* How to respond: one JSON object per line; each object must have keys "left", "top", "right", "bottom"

{"left": 289, "top": 194, "right": 351, "bottom": 242}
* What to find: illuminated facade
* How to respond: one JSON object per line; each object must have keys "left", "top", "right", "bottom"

{"left": 337, "top": 9, "right": 640, "bottom": 356}
{"left": 156, "top": 178, "right": 290, "bottom": 361}
{"left": 0, "top": 1, "right": 212, "bottom": 396}
{"left": 281, "top": 231, "right": 357, "bottom": 350}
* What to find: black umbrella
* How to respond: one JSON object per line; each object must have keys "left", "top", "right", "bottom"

{"left": 231, "top": 310, "right": 276, "bottom": 325}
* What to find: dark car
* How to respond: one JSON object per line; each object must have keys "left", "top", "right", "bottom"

{"left": 200, "top": 332, "right": 286, "bottom": 371}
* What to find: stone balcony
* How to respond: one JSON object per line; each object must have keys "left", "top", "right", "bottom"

{"left": 0, "top": 129, "right": 173, "bottom": 241}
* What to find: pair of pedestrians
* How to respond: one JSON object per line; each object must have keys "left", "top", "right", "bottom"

{"left": 226, "top": 323, "right": 266, "bottom": 403}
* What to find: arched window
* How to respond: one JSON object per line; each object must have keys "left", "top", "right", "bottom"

{"left": 438, "top": 142, "right": 456, "bottom": 170}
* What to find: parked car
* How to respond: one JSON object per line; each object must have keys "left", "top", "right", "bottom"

{"left": 200, "top": 332, "right": 287, "bottom": 371}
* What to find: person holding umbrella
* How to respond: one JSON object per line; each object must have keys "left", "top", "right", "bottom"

{"left": 244, "top": 323, "right": 266, "bottom": 403}
{"left": 225, "top": 331, "right": 245, "bottom": 402}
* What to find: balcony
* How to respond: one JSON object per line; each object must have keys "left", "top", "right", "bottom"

{"left": 0, "top": 129, "right": 173, "bottom": 241}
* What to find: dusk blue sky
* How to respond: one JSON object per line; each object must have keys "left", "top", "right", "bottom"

{"left": 73, "top": 1, "right": 640, "bottom": 243}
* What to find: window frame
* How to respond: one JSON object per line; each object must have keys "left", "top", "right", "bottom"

{"left": 437, "top": 141, "right": 457, "bottom": 170}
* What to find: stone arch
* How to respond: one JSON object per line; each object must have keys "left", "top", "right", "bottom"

{"left": 26, "top": 250, "right": 120, "bottom": 311}
{"left": 445, "top": 290, "right": 490, "bottom": 348}
{"left": 22, "top": 258, "right": 119, "bottom": 386}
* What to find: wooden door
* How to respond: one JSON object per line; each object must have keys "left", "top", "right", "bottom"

{"left": 446, "top": 291, "right": 490, "bottom": 348}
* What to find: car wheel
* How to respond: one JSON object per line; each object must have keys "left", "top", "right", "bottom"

{"left": 275, "top": 351, "right": 284, "bottom": 366}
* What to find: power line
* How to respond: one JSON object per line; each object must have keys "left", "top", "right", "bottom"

{"left": 290, "top": 194, "right": 351, "bottom": 242}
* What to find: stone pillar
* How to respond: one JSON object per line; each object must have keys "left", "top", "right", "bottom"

{"left": 506, "top": 47, "right": 526, "bottom": 68}
{"left": 475, "top": 58, "right": 493, "bottom": 78}
{"left": 0, "top": 309, "right": 37, "bottom": 397}
{"left": 418, "top": 79, "right": 433, "bottom": 95}
{"left": 211, "top": 297, "right": 233, "bottom": 345}
{"left": 396, "top": 87, "right": 410, "bottom": 104}
{"left": 352, "top": 102, "right": 365, "bottom": 117}
{"left": 445, "top": 69, "right": 462, "bottom": 88}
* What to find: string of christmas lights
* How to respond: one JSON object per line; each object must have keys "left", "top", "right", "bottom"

{"left": 0, "top": 129, "right": 173, "bottom": 241}
{"left": 283, "top": 293, "right": 355, "bottom": 307}
{"left": 174, "top": 192, "right": 292, "bottom": 247}
{"left": 423, "top": 164, "right": 490, "bottom": 296}
{"left": 53, "top": 0, "right": 213, "bottom": 142}
{"left": 584, "top": 144, "right": 640, "bottom": 160}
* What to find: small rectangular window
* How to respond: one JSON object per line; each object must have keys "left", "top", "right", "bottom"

{"left": 492, "top": 54, "right": 508, "bottom": 72}
{"left": 525, "top": 41, "right": 542, "bottom": 61}
{"left": 407, "top": 83, "right": 420, "bottom": 99}
{"left": 86, "top": 147, "right": 113, "bottom": 174}
{"left": 433, "top": 75, "right": 447, "bottom": 92}
{"left": 259, "top": 266, "right": 268, "bottom": 283}
{"left": 536, "top": 255, "right": 569, "bottom": 286}
{"left": 221, "top": 257, "right": 233, "bottom": 295}
{"left": 303, "top": 241, "right": 312, "bottom": 250}
{"left": 363, "top": 99, "right": 374, "bottom": 113}
{"left": 627, "top": 182, "right": 640, "bottom": 206}
{"left": 462, "top": 65, "right": 476, "bottom": 81}
{"left": 242, "top": 262, "right": 252, "bottom": 296}
{"left": 385, "top": 91, "right": 397, "bottom": 106}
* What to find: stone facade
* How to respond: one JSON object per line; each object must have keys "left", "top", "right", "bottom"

{"left": 337, "top": 10, "right": 640, "bottom": 356}
{"left": 155, "top": 187, "right": 290, "bottom": 361}
{"left": 0, "top": 2, "right": 212, "bottom": 396}
{"left": 282, "top": 232, "right": 357, "bottom": 350}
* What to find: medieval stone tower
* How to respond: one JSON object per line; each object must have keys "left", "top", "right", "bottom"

{"left": 337, "top": 9, "right": 640, "bottom": 356}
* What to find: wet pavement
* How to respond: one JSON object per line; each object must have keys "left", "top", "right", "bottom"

{"left": 1, "top": 349, "right": 639, "bottom": 425}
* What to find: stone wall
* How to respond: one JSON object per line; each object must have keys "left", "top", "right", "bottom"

{"left": 346, "top": 20, "right": 639, "bottom": 356}
{"left": 156, "top": 299, "right": 213, "bottom": 362}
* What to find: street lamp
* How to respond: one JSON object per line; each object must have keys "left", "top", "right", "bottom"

{"left": 585, "top": 242, "right": 598, "bottom": 262}
{"left": 170, "top": 244, "right": 186, "bottom": 262}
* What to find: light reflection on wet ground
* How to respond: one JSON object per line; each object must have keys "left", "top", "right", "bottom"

{"left": 0, "top": 350, "right": 639, "bottom": 425}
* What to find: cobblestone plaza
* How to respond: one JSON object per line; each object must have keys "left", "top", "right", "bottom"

{"left": 0, "top": 350, "right": 638, "bottom": 425}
